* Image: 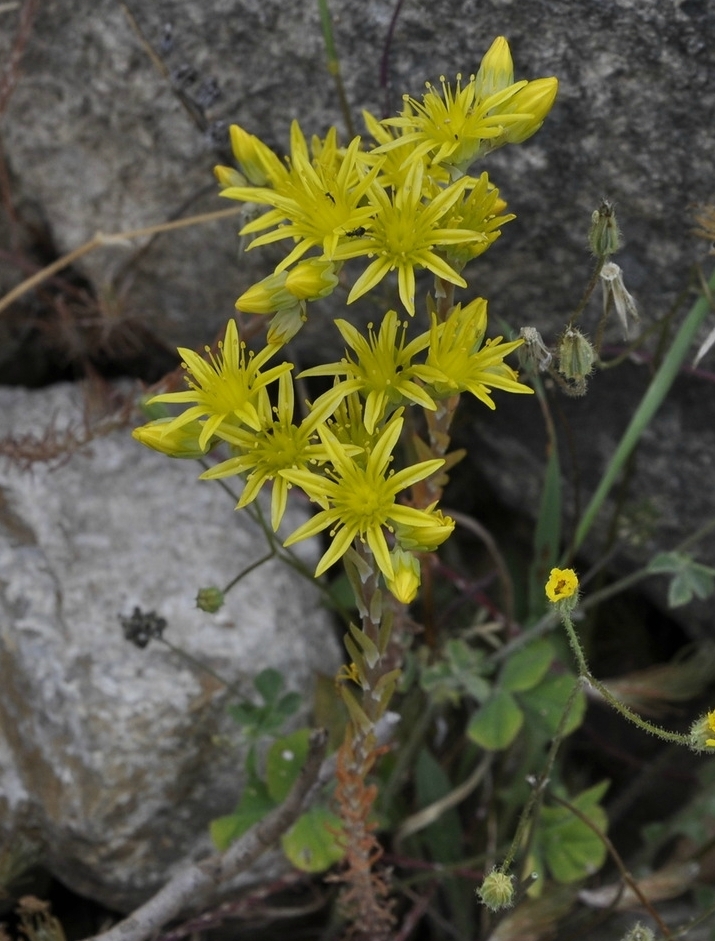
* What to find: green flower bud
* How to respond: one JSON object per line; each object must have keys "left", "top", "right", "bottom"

{"left": 589, "top": 200, "right": 622, "bottom": 257}
{"left": 558, "top": 327, "right": 596, "bottom": 382}
{"left": 478, "top": 869, "right": 514, "bottom": 912}
{"left": 196, "top": 586, "right": 225, "bottom": 614}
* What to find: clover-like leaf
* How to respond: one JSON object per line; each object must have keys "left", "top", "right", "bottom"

{"left": 467, "top": 688, "right": 524, "bottom": 751}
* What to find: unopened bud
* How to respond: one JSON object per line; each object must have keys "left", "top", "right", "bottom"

{"left": 589, "top": 200, "right": 622, "bottom": 257}
{"left": 132, "top": 418, "right": 208, "bottom": 459}
{"left": 386, "top": 548, "right": 421, "bottom": 604}
{"left": 558, "top": 328, "right": 596, "bottom": 382}
{"left": 478, "top": 869, "right": 514, "bottom": 912}
{"left": 196, "top": 586, "right": 225, "bottom": 614}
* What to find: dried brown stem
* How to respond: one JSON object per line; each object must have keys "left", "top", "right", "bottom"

{"left": 0, "top": 207, "right": 243, "bottom": 317}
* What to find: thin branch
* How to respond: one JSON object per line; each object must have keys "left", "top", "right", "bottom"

{"left": 81, "top": 728, "right": 328, "bottom": 941}
{"left": 550, "top": 792, "right": 673, "bottom": 941}
{"left": 0, "top": 207, "right": 243, "bottom": 316}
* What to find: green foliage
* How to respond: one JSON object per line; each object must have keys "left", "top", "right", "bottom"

{"left": 413, "top": 748, "right": 463, "bottom": 863}
{"left": 467, "top": 641, "right": 585, "bottom": 750}
{"left": 419, "top": 638, "right": 491, "bottom": 705}
{"left": 530, "top": 781, "right": 610, "bottom": 885}
{"left": 647, "top": 551, "right": 715, "bottom": 607}
{"left": 467, "top": 688, "right": 523, "bottom": 750}
{"left": 227, "top": 667, "right": 302, "bottom": 740}
{"left": 265, "top": 728, "right": 311, "bottom": 801}
{"left": 210, "top": 777, "right": 275, "bottom": 851}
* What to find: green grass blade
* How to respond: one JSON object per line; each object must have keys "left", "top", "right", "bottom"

{"left": 570, "top": 269, "right": 715, "bottom": 555}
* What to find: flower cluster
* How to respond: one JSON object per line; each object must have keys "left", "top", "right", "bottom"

{"left": 134, "top": 37, "right": 558, "bottom": 603}
{"left": 219, "top": 37, "right": 557, "bottom": 333}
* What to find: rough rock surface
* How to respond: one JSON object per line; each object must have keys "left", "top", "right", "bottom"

{"left": 0, "top": 382, "right": 341, "bottom": 912}
{"left": 1, "top": 7, "right": 714, "bottom": 609}
{"left": 1, "top": 1, "right": 713, "bottom": 356}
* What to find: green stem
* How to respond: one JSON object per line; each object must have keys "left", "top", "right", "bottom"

{"left": 317, "top": 0, "right": 355, "bottom": 139}
{"left": 560, "top": 611, "right": 689, "bottom": 746}
{"left": 570, "top": 268, "right": 715, "bottom": 555}
{"left": 500, "top": 678, "right": 582, "bottom": 873}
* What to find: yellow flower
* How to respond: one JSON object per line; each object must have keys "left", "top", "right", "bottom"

{"left": 199, "top": 372, "right": 338, "bottom": 531}
{"left": 280, "top": 412, "right": 449, "bottom": 582}
{"left": 545, "top": 567, "right": 579, "bottom": 603}
{"left": 298, "top": 309, "right": 437, "bottom": 433}
{"left": 379, "top": 37, "right": 557, "bottom": 174}
{"left": 423, "top": 299, "right": 532, "bottom": 407}
{"left": 147, "top": 319, "right": 292, "bottom": 450}
{"left": 331, "top": 159, "right": 479, "bottom": 315}
{"left": 439, "top": 172, "right": 515, "bottom": 266}
{"left": 219, "top": 125, "right": 381, "bottom": 269}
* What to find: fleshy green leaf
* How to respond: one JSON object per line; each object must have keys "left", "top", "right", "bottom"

{"left": 467, "top": 689, "right": 524, "bottom": 750}
{"left": 501, "top": 640, "right": 554, "bottom": 693}
{"left": 265, "top": 728, "right": 310, "bottom": 802}
{"left": 281, "top": 806, "right": 345, "bottom": 873}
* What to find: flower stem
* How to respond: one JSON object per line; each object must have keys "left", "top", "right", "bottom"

{"left": 560, "top": 610, "right": 689, "bottom": 746}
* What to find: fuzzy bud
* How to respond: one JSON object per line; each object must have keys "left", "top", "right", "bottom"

{"left": 589, "top": 200, "right": 622, "bottom": 257}
{"left": 621, "top": 924, "right": 655, "bottom": 941}
{"left": 196, "top": 586, "right": 225, "bottom": 614}
{"left": 478, "top": 869, "right": 515, "bottom": 912}
{"left": 689, "top": 710, "right": 715, "bottom": 753}
{"left": 558, "top": 327, "right": 596, "bottom": 382}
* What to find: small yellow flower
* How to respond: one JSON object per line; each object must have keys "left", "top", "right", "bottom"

{"left": 147, "top": 319, "right": 292, "bottom": 450}
{"left": 423, "top": 299, "right": 532, "bottom": 407}
{"left": 298, "top": 309, "right": 437, "bottom": 433}
{"left": 545, "top": 567, "right": 579, "bottom": 603}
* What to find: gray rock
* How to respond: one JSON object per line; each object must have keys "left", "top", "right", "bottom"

{"left": 0, "top": 383, "right": 341, "bottom": 912}
{"left": 1, "top": 3, "right": 714, "bottom": 612}
{"left": 1, "top": 1, "right": 713, "bottom": 355}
